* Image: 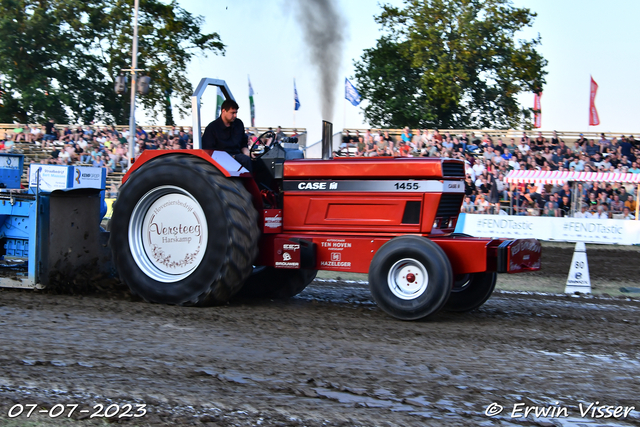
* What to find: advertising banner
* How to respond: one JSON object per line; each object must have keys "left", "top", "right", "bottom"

{"left": 455, "top": 214, "right": 640, "bottom": 245}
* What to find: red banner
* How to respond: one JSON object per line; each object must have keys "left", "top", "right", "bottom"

{"left": 589, "top": 76, "right": 600, "bottom": 126}
{"left": 533, "top": 92, "right": 542, "bottom": 128}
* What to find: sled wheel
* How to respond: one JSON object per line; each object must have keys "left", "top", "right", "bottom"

{"left": 235, "top": 267, "right": 318, "bottom": 299}
{"left": 369, "top": 235, "right": 452, "bottom": 320}
{"left": 444, "top": 272, "right": 497, "bottom": 312}
{"left": 110, "top": 154, "right": 259, "bottom": 305}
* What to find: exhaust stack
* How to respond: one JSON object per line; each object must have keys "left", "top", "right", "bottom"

{"left": 322, "top": 120, "right": 333, "bottom": 160}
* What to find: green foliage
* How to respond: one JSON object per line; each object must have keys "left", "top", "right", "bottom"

{"left": 354, "top": 0, "right": 547, "bottom": 130}
{"left": 0, "top": 0, "right": 224, "bottom": 125}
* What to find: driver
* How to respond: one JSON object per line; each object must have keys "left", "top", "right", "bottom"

{"left": 202, "top": 99, "right": 252, "bottom": 172}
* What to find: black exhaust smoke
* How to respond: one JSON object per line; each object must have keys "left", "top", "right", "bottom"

{"left": 322, "top": 120, "right": 333, "bottom": 160}
{"left": 293, "top": 0, "right": 345, "bottom": 121}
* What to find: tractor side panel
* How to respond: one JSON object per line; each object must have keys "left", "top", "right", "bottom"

{"left": 429, "top": 237, "right": 495, "bottom": 274}
{"left": 283, "top": 193, "right": 424, "bottom": 233}
{"left": 259, "top": 234, "right": 509, "bottom": 275}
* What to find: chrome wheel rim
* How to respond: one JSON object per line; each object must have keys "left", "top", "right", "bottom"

{"left": 128, "top": 185, "right": 208, "bottom": 283}
{"left": 387, "top": 258, "right": 429, "bottom": 300}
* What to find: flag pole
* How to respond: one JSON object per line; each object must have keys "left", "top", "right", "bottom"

{"left": 343, "top": 97, "right": 346, "bottom": 133}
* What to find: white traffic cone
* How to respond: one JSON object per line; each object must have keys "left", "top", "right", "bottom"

{"left": 565, "top": 242, "right": 591, "bottom": 294}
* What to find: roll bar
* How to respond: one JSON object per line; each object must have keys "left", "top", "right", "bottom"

{"left": 191, "top": 78, "right": 236, "bottom": 150}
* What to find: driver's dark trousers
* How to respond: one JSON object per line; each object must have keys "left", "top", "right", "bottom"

{"left": 232, "top": 153, "right": 253, "bottom": 173}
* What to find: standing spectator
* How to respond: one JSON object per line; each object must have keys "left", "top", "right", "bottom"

{"left": 534, "top": 132, "right": 546, "bottom": 151}
{"left": 401, "top": 127, "right": 413, "bottom": 145}
{"left": 619, "top": 136, "right": 633, "bottom": 159}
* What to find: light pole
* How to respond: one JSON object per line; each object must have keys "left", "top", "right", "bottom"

{"left": 127, "top": 0, "right": 140, "bottom": 169}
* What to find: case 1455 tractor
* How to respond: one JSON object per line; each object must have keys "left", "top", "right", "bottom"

{"left": 109, "top": 78, "right": 540, "bottom": 321}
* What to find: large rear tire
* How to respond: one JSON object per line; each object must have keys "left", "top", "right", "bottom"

{"left": 110, "top": 155, "right": 259, "bottom": 305}
{"left": 444, "top": 272, "right": 497, "bottom": 312}
{"left": 369, "top": 236, "right": 452, "bottom": 320}
{"left": 235, "top": 267, "right": 318, "bottom": 299}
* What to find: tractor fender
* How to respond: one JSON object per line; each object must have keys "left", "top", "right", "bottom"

{"left": 121, "top": 149, "right": 251, "bottom": 185}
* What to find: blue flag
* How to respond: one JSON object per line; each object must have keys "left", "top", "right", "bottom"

{"left": 345, "top": 78, "right": 361, "bottom": 106}
{"left": 294, "top": 79, "right": 300, "bottom": 111}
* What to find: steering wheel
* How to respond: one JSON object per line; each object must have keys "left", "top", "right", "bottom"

{"left": 249, "top": 131, "right": 277, "bottom": 159}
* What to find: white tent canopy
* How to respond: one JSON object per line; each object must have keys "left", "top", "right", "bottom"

{"left": 505, "top": 170, "right": 640, "bottom": 185}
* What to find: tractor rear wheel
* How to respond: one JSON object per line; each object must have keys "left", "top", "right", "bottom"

{"left": 235, "top": 267, "right": 318, "bottom": 299}
{"left": 444, "top": 272, "right": 497, "bottom": 312}
{"left": 110, "top": 155, "right": 259, "bottom": 305}
{"left": 369, "top": 236, "right": 452, "bottom": 320}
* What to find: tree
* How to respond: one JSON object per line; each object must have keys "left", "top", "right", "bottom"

{"left": 354, "top": 0, "right": 547, "bottom": 130}
{"left": 0, "top": 0, "right": 224, "bottom": 125}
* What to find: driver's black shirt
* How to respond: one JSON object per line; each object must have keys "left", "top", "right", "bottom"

{"left": 202, "top": 117, "right": 248, "bottom": 154}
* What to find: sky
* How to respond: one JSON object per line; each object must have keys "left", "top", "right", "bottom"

{"left": 157, "top": 0, "right": 640, "bottom": 143}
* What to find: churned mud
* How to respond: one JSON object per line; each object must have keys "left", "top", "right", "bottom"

{"left": 0, "top": 246, "right": 639, "bottom": 426}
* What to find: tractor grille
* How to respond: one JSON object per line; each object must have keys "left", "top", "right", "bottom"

{"left": 436, "top": 194, "right": 464, "bottom": 218}
{"left": 442, "top": 161, "right": 465, "bottom": 178}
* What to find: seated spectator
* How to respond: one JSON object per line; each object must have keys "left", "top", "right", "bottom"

{"left": 533, "top": 132, "right": 546, "bottom": 151}
{"left": 574, "top": 204, "right": 590, "bottom": 218}
{"left": 595, "top": 204, "right": 609, "bottom": 219}
{"left": 355, "top": 135, "right": 366, "bottom": 157}
{"left": 558, "top": 195, "right": 571, "bottom": 216}
{"left": 585, "top": 139, "right": 599, "bottom": 156}
{"left": 624, "top": 194, "right": 636, "bottom": 212}
{"left": 521, "top": 192, "right": 539, "bottom": 215}
{"left": 542, "top": 201, "right": 558, "bottom": 217}
{"left": 517, "top": 138, "right": 530, "bottom": 155}
{"left": 474, "top": 194, "right": 489, "bottom": 214}
{"left": 622, "top": 206, "right": 635, "bottom": 220}
{"left": 461, "top": 196, "right": 475, "bottom": 213}
{"left": 610, "top": 194, "right": 625, "bottom": 214}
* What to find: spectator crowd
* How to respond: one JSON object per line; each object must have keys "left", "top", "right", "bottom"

{"left": 2, "top": 121, "right": 638, "bottom": 220}
{"left": 0, "top": 120, "right": 200, "bottom": 175}
{"left": 340, "top": 128, "right": 640, "bottom": 220}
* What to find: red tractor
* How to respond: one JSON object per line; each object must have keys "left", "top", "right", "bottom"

{"left": 109, "top": 79, "right": 540, "bottom": 320}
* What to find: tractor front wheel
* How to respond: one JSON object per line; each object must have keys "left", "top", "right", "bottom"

{"left": 369, "top": 236, "right": 452, "bottom": 320}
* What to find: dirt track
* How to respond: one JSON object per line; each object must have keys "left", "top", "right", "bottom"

{"left": 0, "top": 246, "right": 639, "bottom": 426}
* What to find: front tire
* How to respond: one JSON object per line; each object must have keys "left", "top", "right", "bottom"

{"left": 369, "top": 236, "right": 452, "bottom": 320}
{"left": 110, "top": 155, "right": 259, "bottom": 305}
